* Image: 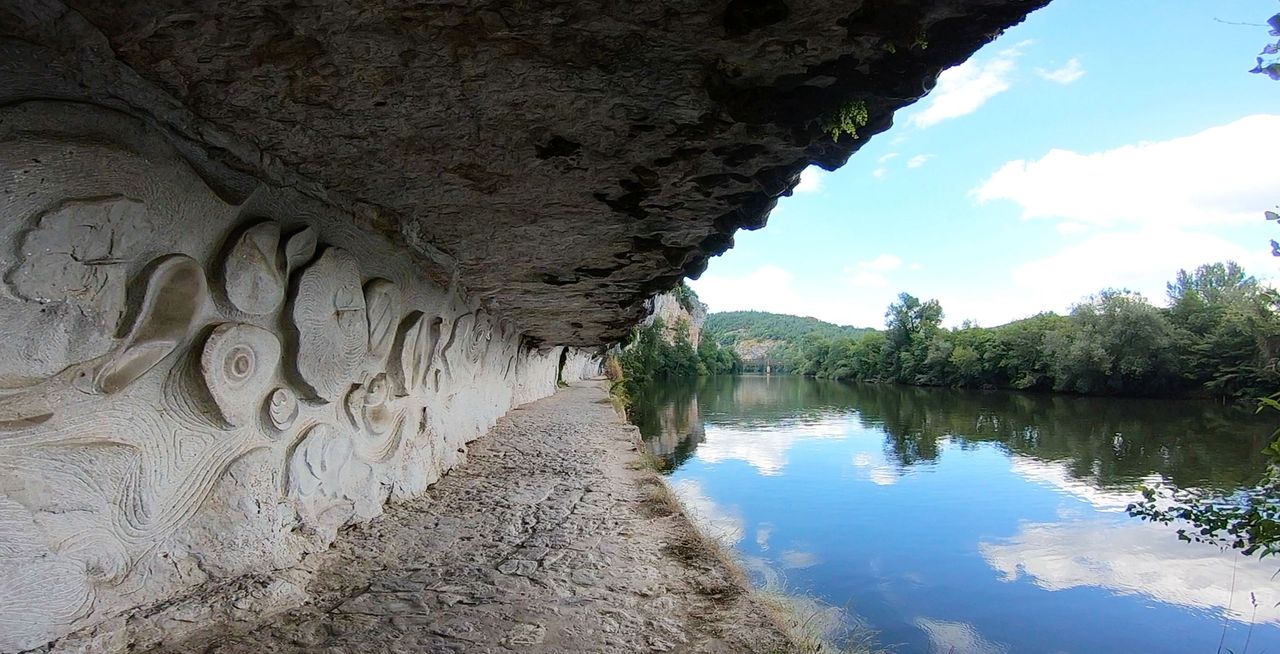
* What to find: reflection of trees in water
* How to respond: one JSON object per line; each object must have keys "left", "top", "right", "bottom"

{"left": 630, "top": 376, "right": 1273, "bottom": 491}
{"left": 631, "top": 380, "right": 705, "bottom": 470}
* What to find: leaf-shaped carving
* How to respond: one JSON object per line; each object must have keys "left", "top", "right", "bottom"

{"left": 467, "top": 309, "right": 493, "bottom": 365}
{"left": 283, "top": 226, "right": 318, "bottom": 274}
{"left": 363, "top": 279, "right": 401, "bottom": 367}
{"left": 199, "top": 323, "right": 281, "bottom": 426}
{"left": 390, "top": 312, "right": 441, "bottom": 394}
{"left": 223, "top": 222, "right": 284, "bottom": 315}
{"left": 92, "top": 255, "right": 207, "bottom": 394}
{"left": 290, "top": 248, "right": 367, "bottom": 402}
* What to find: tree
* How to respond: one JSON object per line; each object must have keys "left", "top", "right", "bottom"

{"left": 884, "top": 292, "right": 943, "bottom": 383}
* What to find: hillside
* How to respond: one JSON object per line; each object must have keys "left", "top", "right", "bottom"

{"left": 706, "top": 311, "right": 877, "bottom": 364}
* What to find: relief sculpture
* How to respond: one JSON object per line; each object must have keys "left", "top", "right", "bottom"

{"left": 290, "top": 247, "right": 369, "bottom": 402}
{"left": 0, "top": 101, "right": 575, "bottom": 653}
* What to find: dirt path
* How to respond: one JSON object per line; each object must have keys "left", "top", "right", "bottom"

{"left": 150, "top": 381, "right": 791, "bottom": 653}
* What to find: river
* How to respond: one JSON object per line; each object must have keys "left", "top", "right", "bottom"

{"left": 630, "top": 375, "right": 1280, "bottom": 654}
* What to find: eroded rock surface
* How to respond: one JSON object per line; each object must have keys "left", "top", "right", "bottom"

{"left": 1, "top": 0, "right": 1049, "bottom": 344}
{"left": 134, "top": 383, "right": 788, "bottom": 654}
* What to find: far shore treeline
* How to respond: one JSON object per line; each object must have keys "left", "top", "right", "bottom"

{"left": 697, "top": 261, "right": 1280, "bottom": 402}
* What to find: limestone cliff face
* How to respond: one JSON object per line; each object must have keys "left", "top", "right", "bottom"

{"left": 643, "top": 291, "right": 708, "bottom": 346}
{"left": 2, "top": 0, "right": 1048, "bottom": 345}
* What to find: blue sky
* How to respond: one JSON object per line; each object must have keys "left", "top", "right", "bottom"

{"left": 691, "top": 0, "right": 1280, "bottom": 328}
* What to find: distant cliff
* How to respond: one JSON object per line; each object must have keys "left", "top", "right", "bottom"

{"left": 643, "top": 285, "right": 707, "bottom": 347}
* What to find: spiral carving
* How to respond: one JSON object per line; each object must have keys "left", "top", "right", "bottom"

{"left": 264, "top": 387, "right": 299, "bottom": 433}
{"left": 199, "top": 323, "right": 281, "bottom": 427}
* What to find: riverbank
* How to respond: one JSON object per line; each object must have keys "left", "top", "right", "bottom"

{"left": 134, "top": 381, "right": 791, "bottom": 653}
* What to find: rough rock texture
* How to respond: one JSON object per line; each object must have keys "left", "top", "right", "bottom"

{"left": 121, "top": 383, "right": 789, "bottom": 654}
{"left": 643, "top": 290, "right": 709, "bottom": 346}
{"left": 0, "top": 100, "right": 598, "bottom": 653}
{"left": 1, "top": 0, "right": 1049, "bottom": 344}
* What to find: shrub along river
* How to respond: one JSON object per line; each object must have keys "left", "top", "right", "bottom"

{"left": 630, "top": 375, "right": 1280, "bottom": 654}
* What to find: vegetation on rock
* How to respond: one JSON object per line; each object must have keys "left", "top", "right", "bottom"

{"left": 821, "top": 100, "right": 870, "bottom": 141}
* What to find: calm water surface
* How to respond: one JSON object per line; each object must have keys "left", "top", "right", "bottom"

{"left": 631, "top": 375, "right": 1280, "bottom": 654}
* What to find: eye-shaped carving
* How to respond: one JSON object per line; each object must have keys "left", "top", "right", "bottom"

{"left": 199, "top": 323, "right": 280, "bottom": 427}
{"left": 290, "top": 248, "right": 368, "bottom": 402}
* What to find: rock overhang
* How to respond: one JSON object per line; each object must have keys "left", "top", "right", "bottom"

{"left": 2, "top": 0, "right": 1050, "bottom": 346}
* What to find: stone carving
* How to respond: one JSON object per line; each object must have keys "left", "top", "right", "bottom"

{"left": 283, "top": 226, "right": 318, "bottom": 275}
{"left": 8, "top": 197, "right": 151, "bottom": 331}
{"left": 391, "top": 312, "right": 442, "bottom": 395}
{"left": 466, "top": 309, "right": 493, "bottom": 366}
{"left": 86, "top": 254, "right": 208, "bottom": 395}
{"left": 344, "top": 374, "right": 404, "bottom": 463}
{"left": 288, "top": 423, "right": 380, "bottom": 525}
{"left": 222, "top": 222, "right": 285, "bottom": 315}
{"left": 0, "top": 100, "right": 599, "bottom": 652}
{"left": 265, "top": 388, "right": 299, "bottom": 432}
{"left": 0, "top": 198, "right": 155, "bottom": 388}
{"left": 438, "top": 313, "right": 473, "bottom": 382}
{"left": 290, "top": 248, "right": 368, "bottom": 402}
{"left": 200, "top": 323, "right": 281, "bottom": 427}
{"left": 363, "top": 279, "right": 401, "bottom": 367}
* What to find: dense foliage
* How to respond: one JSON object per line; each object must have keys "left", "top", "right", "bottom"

{"left": 784, "top": 262, "right": 1280, "bottom": 401}
{"left": 708, "top": 311, "right": 875, "bottom": 371}
{"left": 618, "top": 317, "right": 740, "bottom": 391}
{"left": 672, "top": 281, "right": 701, "bottom": 314}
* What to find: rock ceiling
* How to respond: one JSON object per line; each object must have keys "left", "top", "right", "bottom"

{"left": 4, "top": 0, "right": 1049, "bottom": 344}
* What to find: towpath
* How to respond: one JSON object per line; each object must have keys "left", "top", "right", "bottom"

{"left": 150, "top": 381, "right": 791, "bottom": 653}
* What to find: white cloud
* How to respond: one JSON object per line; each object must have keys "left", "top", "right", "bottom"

{"left": 975, "top": 115, "right": 1280, "bottom": 228}
{"left": 1036, "top": 57, "right": 1085, "bottom": 84}
{"left": 851, "top": 451, "right": 904, "bottom": 486}
{"left": 780, "top": 549, "right": 821, "bottom": 569}
{"left": 846, "top": 254, "right": 904, "bottom": 289}
{"left": 794, "top": 166, "right": 825, "bottom": 193}
{"left": 906, "top": 154, "right": 935, "bottom": 169}
{"left": 915, "top": 617, "right": 1009, "bottom": 654}
{"left": 910, "top": 42, "right": 1030, "bottom": 128}
{"left": 859, "top": 254, "right": 902, "bottom": 272}
{"left": 670, "top": 479, "right": 744, "bottom": 545}
{"left": 755, "top": 523, "right": 773, "bottom": 551}
{"left": 695, "top": 419, "right": 850, "bottom": 476}
{"left": 980, "top": 518, "right": 1280, "bottom": 625}
{"left": 1009, "top": 228, "right": 1274, "bottom": 315}
{"left": 1009, "top": 456, "right": 1157, "bottom": 513}
{"left": 877, "top": 152, "right": 900, "bottom": 164}
{"left": 872, "top": 167, "right": 889, "bottom": 180}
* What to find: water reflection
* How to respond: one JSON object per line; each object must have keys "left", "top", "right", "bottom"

{"left": 980, "top": 517, "right": 1280, "bottom": 625}
{"left": 634, "top": 375, "right": 1273, "bottom": 489}
{"left": 632, "top": 375, "right": 1279, "bottom": 654}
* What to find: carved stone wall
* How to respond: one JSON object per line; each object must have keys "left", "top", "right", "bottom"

{"left": 0, "top": 101, "right": 598, "bottom": 652}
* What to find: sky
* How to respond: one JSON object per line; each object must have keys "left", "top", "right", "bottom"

{"left": 690, "top": 0, "right": 1280, "bottom": 329}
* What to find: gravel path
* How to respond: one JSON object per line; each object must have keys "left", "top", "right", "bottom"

{"left": 151, "top": 381, "right": 791, "bottom": 653}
